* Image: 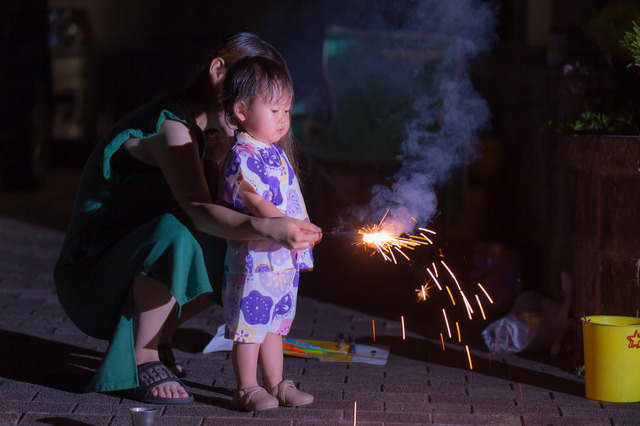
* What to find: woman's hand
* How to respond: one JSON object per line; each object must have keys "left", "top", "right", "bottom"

{"left": 255, "top": 217, "right": 322, "bottom": 250}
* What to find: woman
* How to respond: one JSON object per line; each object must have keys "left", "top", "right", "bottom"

{"left": 53, "top": 33, "right": 321, "bottom": 405}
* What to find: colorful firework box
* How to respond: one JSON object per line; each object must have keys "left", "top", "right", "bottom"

{"left": 203, "top": 325, "right": 389, "bottom": 365}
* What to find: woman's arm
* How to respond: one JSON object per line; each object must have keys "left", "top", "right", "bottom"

{"left": 127, "top": 120, "right": 320, "bottom": 249}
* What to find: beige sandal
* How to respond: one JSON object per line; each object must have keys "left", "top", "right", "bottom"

{"left": 233, "top": 386, "right": 279, "bottom": 411}
{"left": 270, "top": 380, "right": 314, "bottom": 407}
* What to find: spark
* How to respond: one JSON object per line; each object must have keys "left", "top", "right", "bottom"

{"left": 455, "top": 321, "right": 461, "bottom": 342}
{"left": 440, "top": 333, "right": 445, "bottom": 350}
{"left": 519, "top": 383, "right": 524, "bottom": 406}
{"left": 372, "top": 320, "right": 375, "bottom": 342}
{"left": 426, "top": 268, "right": 442, "bottom": 290}
{"left": 445, "top": 286, "right": 456, "bottom": 305}
{"left": 431, "top": 262, "right": 438, "bottom": 277}
{"left": 460, "top": 290, "right": 474, "bottom": 320}
{"left": 416, "top": 282, "right": 435, "bottom": 302}
{"left": 401, "top": 315, "right": 406, "bottom": 340}
{"left": 354, "top": 401, "right": 357, "bottom": 425}
{"left": 442, "top": 309, "right": 451, "bottom": 338}
{"left": 441, "top": 260, "right": 461, "bottom": 290}
{"left": 475, "top": 294, "right": 486, "bottom": 320}
{"left": 465, "top": 345, "right": 473, "bottom": 370}
{"left": 477, "top": 283, "right": 494, "bottom": 304}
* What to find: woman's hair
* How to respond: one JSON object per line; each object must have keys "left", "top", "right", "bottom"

{"left": 181, "top": 32, "right": 287, "bottom": 109}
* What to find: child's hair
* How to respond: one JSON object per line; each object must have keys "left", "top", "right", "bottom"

{"left": 221, "top": 56, "right": 294, "bottom": 129}
{"left": 222, "top": 56, "right": 299, "bottom": 177}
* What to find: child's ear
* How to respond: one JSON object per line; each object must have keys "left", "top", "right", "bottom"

{"left": 233, "top": 101, "right": 248, "bottom": 124}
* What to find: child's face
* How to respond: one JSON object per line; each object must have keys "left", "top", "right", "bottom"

{"left": 240, "top": 90, "right": 291, "bottom": 145}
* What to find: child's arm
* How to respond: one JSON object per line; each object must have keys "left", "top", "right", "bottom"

{"left": 238, "top": 180, "right": 285, "bottom": 219}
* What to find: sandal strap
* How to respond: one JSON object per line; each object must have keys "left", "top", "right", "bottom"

{"left": 158, "top": 343, "right": 177, "bottom": 365}
{"left": 137, "top": 361, "right": 182, "bottom": 397}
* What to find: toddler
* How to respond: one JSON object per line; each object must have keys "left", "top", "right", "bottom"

{"left": 219, "top": 56, "right": 316, "bottom": 411}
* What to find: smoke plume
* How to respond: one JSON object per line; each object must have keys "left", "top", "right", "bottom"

{"left": 340, "top": 0, "right": 498, "bottom": 235}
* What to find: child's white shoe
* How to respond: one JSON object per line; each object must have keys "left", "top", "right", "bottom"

{"left": 233, "top": 386, "right": 279, "bottom": 411}
{"left": 270, "top": 380, "right": 313, "bottom": 407}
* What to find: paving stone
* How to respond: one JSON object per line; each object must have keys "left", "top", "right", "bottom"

{"left": 0, "top": 412, "right": 20, "bottom": 425}
{"left": 19, "top": 413, "right": 112, "bottom": 425}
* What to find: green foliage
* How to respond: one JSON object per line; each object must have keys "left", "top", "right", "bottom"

{"left": 621, "top": 21, "right": 640, "bottom": 66}
{"left": 588, "top": 1, "right": 640, "bottom": 61}
{"left": 566, "top": 108, "right": 639, "bottom": 135}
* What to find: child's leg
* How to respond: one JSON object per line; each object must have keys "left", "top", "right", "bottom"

{"left": 232, "top": 340, "right": 279, "bottom": 411}
{"left": 259, "top": 332, "right": 284, "bottom": 392}
{"left": 232, "top": 341, "right": 261, "bottom": 390}
{"left": 261, "top": 331, "right": 313, "bottom": 407}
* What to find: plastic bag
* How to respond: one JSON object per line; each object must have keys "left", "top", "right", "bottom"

{"left": 482, "top": 313, "right": 539, "bottom": 354}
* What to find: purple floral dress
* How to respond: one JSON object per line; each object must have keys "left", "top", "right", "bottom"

{"left": 220, "top": 132, "right": 313, "bottom": 343}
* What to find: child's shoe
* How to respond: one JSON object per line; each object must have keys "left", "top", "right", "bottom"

{"left": 270, "top": 380, "right": 314, "bottom": 407}
{"left": 233, "top": 386, "right": 279, "bottom": 411}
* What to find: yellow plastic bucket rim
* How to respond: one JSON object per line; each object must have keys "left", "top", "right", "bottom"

{"left": 581, "top": 315, "right": 640, "bottom": 327}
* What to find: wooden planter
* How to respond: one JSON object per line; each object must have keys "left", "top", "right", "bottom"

{"left": 552, "top": 135, "right": 640, "bottom": 319}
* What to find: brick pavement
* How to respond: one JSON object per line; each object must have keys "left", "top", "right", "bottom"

{"left": 1, "top": 215, "right": 639, "bottom": 425}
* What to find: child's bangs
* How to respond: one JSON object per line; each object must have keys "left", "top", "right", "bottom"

{"left": 260, "top": 77, "right": 293, "bottom": 105}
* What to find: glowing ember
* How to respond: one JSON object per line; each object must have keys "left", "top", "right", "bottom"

{"left": 465, "top": 345, "right": 473, "bottom": 370}
{"left": 477, "top": 283, "right": 494, "bottom": 304}
{"left": 455, "top": 321, "right": 461, "bottom": 342}
{"left": 353, "top": 401, "right": 357, "bottom": 426}
{"left": 401, "top": 315, "right": 406, "bottom": 340}
{"left": 372, "top": 320, "right": 376, "bottom": 342}
{"left": 445, "top": 286, "right": 456, "bottom": 305}
{"left": 442, "top": 308, "right": 452, "bottom": 338}
{"left": 440, "top": 332, "right": 445, "bottom": 350}
{"left": 426, "top": 268, "right": 442, "bottom": 290}
{"left": 475, "top": 294, "right": 486, "bottom": 320}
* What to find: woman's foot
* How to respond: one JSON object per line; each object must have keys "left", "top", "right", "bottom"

{"left": 270, "top": 380, "right": 313, "bottom": 407}
{"left": 134, "top": 361, "right": 194, "bottom": 404}
{"left": 233, "top": 386, "right": 279, "bottom": 411}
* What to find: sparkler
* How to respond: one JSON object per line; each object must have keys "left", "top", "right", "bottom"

{"left": 355, "top": 210, "right": 434, "bottom": 264}
{"left": 331, "top": 210, "right": 494, "bottom": 372}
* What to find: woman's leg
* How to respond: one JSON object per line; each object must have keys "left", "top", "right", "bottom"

{"left": 259, "top": 332, "right": 284, "bottom": 392}
{"left": 132, "top": 273, "right": 188, "bottom": 399}
{"left": 232, "top": 341, "right": 261, "bottom": 390}
{"left": 158, "top": 294, "right": 215, "bottom": 345}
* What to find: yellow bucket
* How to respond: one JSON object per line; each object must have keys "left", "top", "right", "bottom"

{"left": 582, "top": 315, "right": 640, "bottom": 402}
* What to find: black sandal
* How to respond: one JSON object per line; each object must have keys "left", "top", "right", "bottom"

{"left": 158, "top": 343, "right": 186, "bottom": 378}
{"left": 132, "top": 361, "right": 194, "bottom": 405}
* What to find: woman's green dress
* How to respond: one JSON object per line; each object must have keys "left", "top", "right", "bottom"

{"left": 54, "top": 95, "right": 225, "bottom": 392}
